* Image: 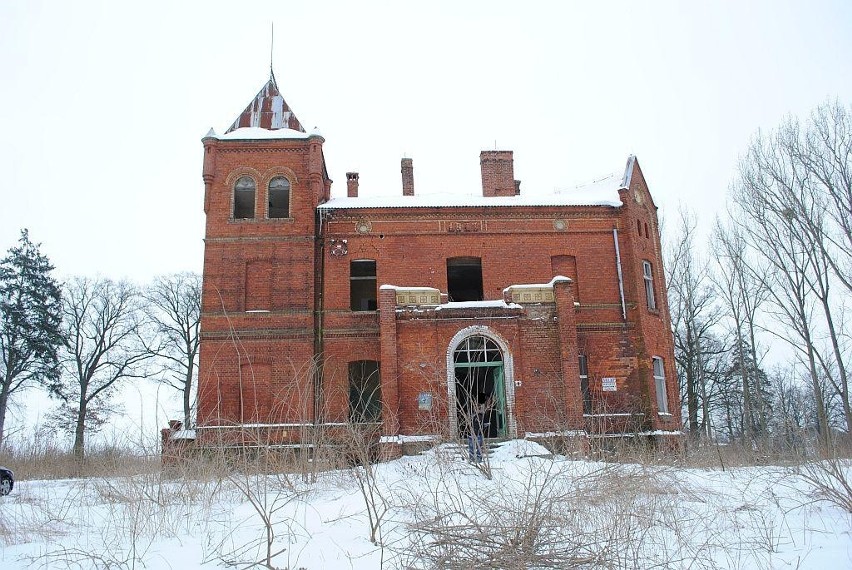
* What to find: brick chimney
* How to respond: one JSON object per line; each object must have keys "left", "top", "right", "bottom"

{"left": 480, "top": 150, "right": 515, "bottom": 197}
{"left": 401, "top": 158, "right": 414, "bottom": 196}
{"left": 346, "top": 172, "right": 359, "bottom": 197}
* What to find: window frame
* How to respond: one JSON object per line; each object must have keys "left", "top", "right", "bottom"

{"left": 233, "top": 176, "right": 257, "bottom": 220}
{"left": 578, "top": 354, "right": 591, "bottom": 414}
{"left": 348, "top": 360, "right": 382, "bottom": 423}
{"left": 267, "top": 175, "right": 291, "bottom": 219}
{"left": 350, "top": 259, "right": 377, "bottom": 311}
{"left": 643, "top": 260, "right": 657, "bottom": 311}
{"left": 652, "top": 356, "right": 669, "bottom": 414}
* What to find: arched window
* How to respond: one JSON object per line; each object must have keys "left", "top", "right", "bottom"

{"left": 453, "top": 335, "right": 505, "bottom": 438}
{"left": 233, "top": 176, "right": 256, "bottom": 219}
{"left": 268, "top": 176, "right": 290, "bottom": 218}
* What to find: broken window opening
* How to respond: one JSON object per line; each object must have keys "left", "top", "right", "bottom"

{"left": 233, "top": 176, "right": 256, "bottom": 219}
{"left": 268, "top": 176, "right": 290, "bottom": 218}
{"left": 447, "top": 256, "right": 483, "bottom": 302}
{"left": 349, "top": 360, "right": 381, "bottom": 423}
{"left": 579, "top": 354, "right": 591, "bottom": 414}
{"left": 350, "top": 259, "right": 377, "bottom": 311}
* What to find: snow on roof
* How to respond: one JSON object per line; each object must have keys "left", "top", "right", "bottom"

{"left": 319, "top": 168, "right": 628, "bottom": 210}
{"left": 435, "top": 300, "right": 522, "bottom": 310}
{"left": 211, "top": 127, "right": 314, "bottom": 141}
{"left": 226, "top": 76, "right": 305, "bottom": 133}
{"left": 171, "top": 429, "right": 196, "bottom": 440}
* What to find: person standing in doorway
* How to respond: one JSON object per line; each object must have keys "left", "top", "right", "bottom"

{"left": 467, "top": 403, "right": 485, "bottom": 462}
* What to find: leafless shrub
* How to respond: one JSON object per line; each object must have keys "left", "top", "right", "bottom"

{"left": 792, "top": 453, "right": 852, "bottom": 513}
{"left": 397, "top": 458, "right": 620, "bottom": 569}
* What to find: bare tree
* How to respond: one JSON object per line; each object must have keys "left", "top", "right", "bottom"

{"left": 800, "top": 102, "right": 852, "bottom": 294}
{"left": 143, "top": 272, "right": 201, "bottom": 428}
{"left": 48, "top": 277, "right": 151, "bottom": 460}
{"left": 712, "top": 219, "right": 771, "bottom": 443}
{"left": 732, "top": 121, "right": 841, "bottom": 444}
{"left": 666, "top": 207, "right": 726, "bottom": 439}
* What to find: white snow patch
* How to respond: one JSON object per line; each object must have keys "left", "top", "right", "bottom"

{"left": 318, "top": 172, "right": 625, "bottom": 209}
{"left": 211, "top": 127, "right": 314, "bottom": 140}
{"left": 435, "top": 300, "right": 521, "bottom": 310}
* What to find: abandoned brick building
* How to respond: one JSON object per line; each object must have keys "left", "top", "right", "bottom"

{"left": 189, "top": 74, "right": 681, "bottom": 454}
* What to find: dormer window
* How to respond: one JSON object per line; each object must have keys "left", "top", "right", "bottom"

{"left": 268, "top": 176, "right": 291, "bottom": 218}
{"left": 233, "top": 176, "right": 256, "bottom": 219}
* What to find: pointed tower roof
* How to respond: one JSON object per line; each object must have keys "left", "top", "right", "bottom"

{"left": 225, "top": 72, "right": 305, "bottom": 133}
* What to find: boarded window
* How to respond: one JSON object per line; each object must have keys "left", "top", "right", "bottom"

{"left": 350, "top": 260, "right": 377, "bottom": 311}
{"left": 233, "top": 176, "right": 256, "bottom": 219}
{"left": 349, "top": 360, "right": 381, "bottom": 422}
{"left": 447, "top": 257, "right": 483, "bottom": 302}
{"left": 550, "top": 255, "right": 579, "bottom": 301}
{"left": 245, "top": 260, "right": 272, "bottom": 311}
{"left": 240, "top": 361, "right": 271, "bottom": 422}
{"left": 268, "top": 176, "right": 290, "bottom": 218}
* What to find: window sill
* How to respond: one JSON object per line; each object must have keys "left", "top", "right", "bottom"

{"left": 657, "top": 412, "right": 672, "bottom": 417}
{"left": 229, "top": 217, "right": 295, "bottom": 223}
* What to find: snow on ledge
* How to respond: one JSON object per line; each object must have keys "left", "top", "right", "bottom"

{"left": 209, "top": 127, "right": 315, "bottom": 141}
{"left": 503, "top": 276, "right": 572, "bottom": 294}
{"left": 379, "top": 285, "right": 438, "bottom": 291}
{"left": 379, "top": 434, "right": 439, "bottom": 444}
{"left": 435, "top": 300, "right": 522, "bottom": 310}
{"left": 525, "top": 430, "right": 587, "bottom": 438}
{"left": 171, "top": 429, "right": 196, "bottom": 440}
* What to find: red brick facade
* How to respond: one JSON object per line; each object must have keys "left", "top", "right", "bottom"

{"left": 194, "top": 76, "right": 681, "bottom": 452}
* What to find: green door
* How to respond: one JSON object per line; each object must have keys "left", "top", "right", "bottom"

{"left": 492, "top": 365, "right": 506, "bottom": 437}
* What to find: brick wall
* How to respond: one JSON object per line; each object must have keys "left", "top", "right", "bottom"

{"left": 197, "top": 132, "right": 680, "bottom": 442}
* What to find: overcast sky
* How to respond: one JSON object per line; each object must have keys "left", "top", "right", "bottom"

{"left": 2, "top": 0, "right": 851, "bottom": 282}
{"left": 1, "top": 1, "right": 851, "bottom": 439}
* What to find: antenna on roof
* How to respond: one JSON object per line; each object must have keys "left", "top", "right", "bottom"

{"left": 269, "top": 22, "right": 275, "bottom": 83}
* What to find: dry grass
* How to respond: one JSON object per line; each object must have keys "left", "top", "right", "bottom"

{"left": 0, "top": 441, "right": 160, "bottom": 481}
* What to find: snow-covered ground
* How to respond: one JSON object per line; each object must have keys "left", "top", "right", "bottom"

{"left": 1, "top": 440, "right": 850, "bottom": 569}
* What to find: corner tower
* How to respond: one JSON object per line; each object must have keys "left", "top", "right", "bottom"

{"left": 197, "top": 73, "right": 331, "bottom": 436}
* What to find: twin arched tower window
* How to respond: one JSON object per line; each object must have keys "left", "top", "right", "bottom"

{"left": 268, "top": 176, "right": 290, "bottom": 218}
{"left": 232, "top": 176, "right": 291, "bottom": 220}
{"left": 233, "top": 176, "right": 256, "bottom": 219}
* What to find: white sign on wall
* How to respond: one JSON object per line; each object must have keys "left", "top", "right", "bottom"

{"left": 601, "top": 377, "right": 617, "bottom": 392}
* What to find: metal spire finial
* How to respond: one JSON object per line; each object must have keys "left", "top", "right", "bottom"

{"left": 269, "top": 22, "right": 275, "bottom": 83}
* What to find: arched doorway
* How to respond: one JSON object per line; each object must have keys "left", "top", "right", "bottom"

{"left": 447, "top": 327, "right": 516, "bottom": 439}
